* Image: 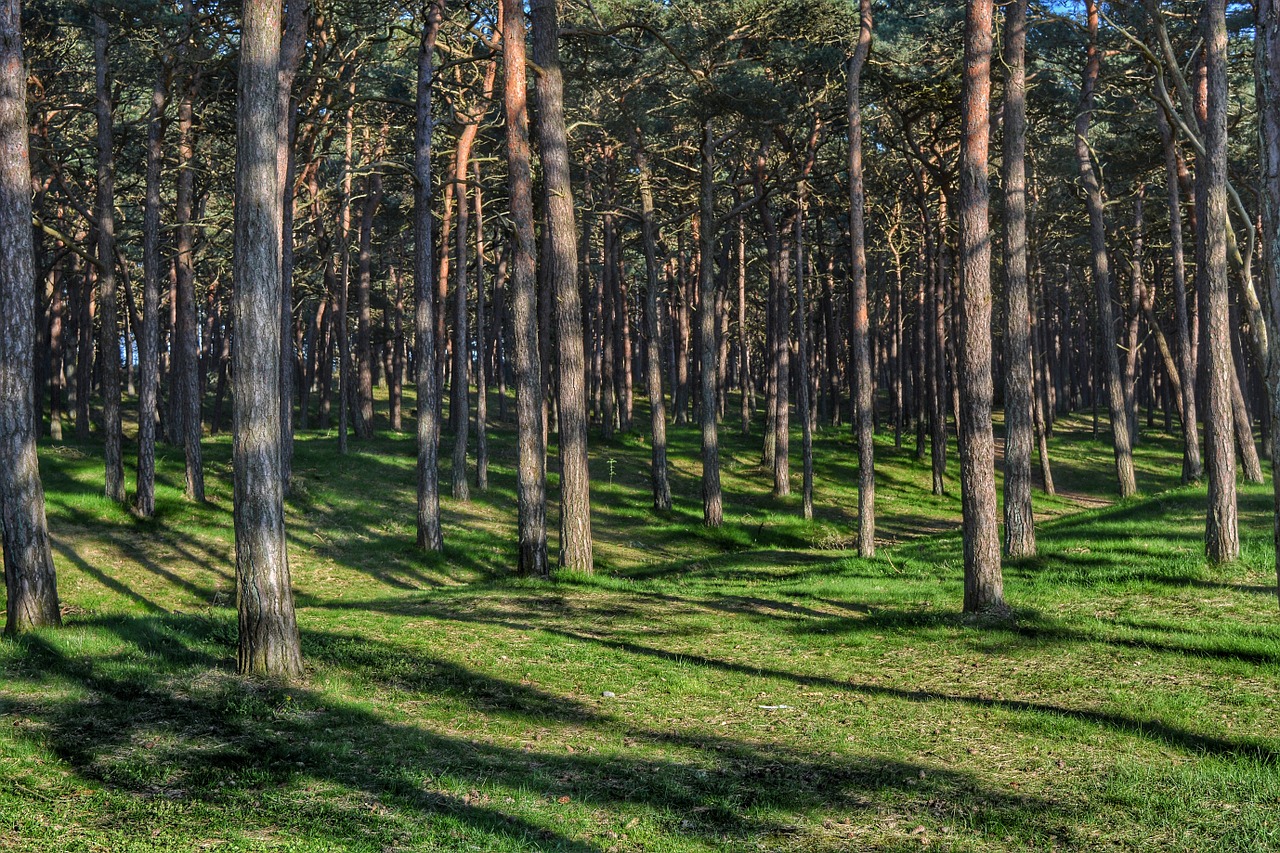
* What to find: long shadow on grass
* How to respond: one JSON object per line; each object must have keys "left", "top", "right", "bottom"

{"left": 395, "top": 601, "right": 1278, "bottom": 764}
{"left": 2, "top": 613, "right": 1077, "bottom": 850}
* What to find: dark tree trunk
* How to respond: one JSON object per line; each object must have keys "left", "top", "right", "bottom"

{"left": 276, "top": 0, "right": 307, "bottom": 487}
{"left": 532, "top": 0, "right": 592, "bottom": 570}
{"left": 233, "top": 0, "right": 303, "bottom": 680}
{"left": 175, "top": 40, "right": 204, "bottom": 501}
{"left": 414, "top": 0, "right": 444, "bottom": 551}
{"left": 698, "top": 121, "right": 723, "bottom": 528}
{"left": 0, "top": 0, "right": 60, "bottom": 634}
{"left": 503, "top": 0, "right": 549, "bottom": 576}
{"left": 958, "top": 0, "right": 1004, "bottom": 615}
{"left": 1001, "top": 0, "right": 1034, "bottom": 558}
{"left": 633, "top": 130, "right": 672, "bottom": 511}
{"left": 94, "top": 8, "right": 124, "bottom": 504}
{"left": 848, "top": 1, "right": 874, "bottom": 552}
{"left": 1075, "top": 0, "right": 1137, "bottom": 497}
{"left": 1257, "top": 0, "right": 1280, "bottom": 605}
{"left": 450, "top": 129, "right": 472, "bottom": 500}
{"left": 472, "top": 164, "right": 488, "bottom": 489}
{"left": 136, "top": 64, "right": 170, "bottom": 518}
{"left": 356, "top": 130, "right": 385, "bottom": 442}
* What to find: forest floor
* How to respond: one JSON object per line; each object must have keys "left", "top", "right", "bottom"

{"left": 2, "top": 395, "right": 1278, "bottom": 852}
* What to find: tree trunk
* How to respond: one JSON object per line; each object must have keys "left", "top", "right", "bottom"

{"left": 276, "top": 0, "right": 307, "bottom": 487}
{"left": 633, "top": 130, "right": 672, "bottom": 511}
{"left": 1075, "top": 0, "right": 1137, "bottom": 498}
{"left": 175, "top": 38, "right": 204, "bottom": 500}
{"left": 472, "top": 163, "right": 488, "bottom": 489}
{"left": 0, "top": 0, "right": 61, "bottom": 634}
{"left": 93, "top": 8, "right": 124, "bottom": 504}
{"left": 848, "top": 2, "right": 874, "bottom": 552}
{"left": 1001, "top": 0, "right": 1034, "bottom": 558}
{"left": 958, "top": 0, "right": 1004, "bottom": 615}
{"left": 503, "top": 0, "right": 549, "bottom": 576}
{"left": 1257, "top": 0, "right": 1280, "bottom": 605}
{"left": 414, "top": 0, "right": 444, "bottom": 551}
{"left": 698, "top": 121, "right": 723, "bottom": 528}
{"left": 1201, "top": 0, "right": 1237, "bottom": 562}
{"left": 136, "top": 64, "right": 169, "bottom": 518}
{"left": 531, "top": 0, "right": 591, "bottom": 570}
{"left": 233, "top": 0, "right": 303, "bottom": 680}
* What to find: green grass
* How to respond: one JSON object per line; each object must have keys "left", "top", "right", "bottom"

{"left": 2, "top": 392, "right": 1278, "bottom": 851}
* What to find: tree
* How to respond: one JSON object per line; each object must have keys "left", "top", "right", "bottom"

{"left": 847, "top": 0, "right": 874, "bottom": 556}
{"left": 1260, "top": 0, "right": 1280, "bottom": 605}
{"left": 1000, "top": 0, "right": 1034, "bottom": 558}
{"left": 957, "top": 0, "right": 1003, "bottom": 615}
{"left": 0, "top": 0, "right": 60, "bottom": 634}
{"left": 531, "top": 0, "right": 592, "bottom": 570}
{"left": 503, "top": 0, "right": 549, "bottom": 576}
{"left": 1202, "top": 0, "right": 1237, "bottom": 563}
{"left": 232, "top": 0, "right": 303, "bottom": 679}
{"left": 415, "top": 0, "right": 444, "bottom": 552}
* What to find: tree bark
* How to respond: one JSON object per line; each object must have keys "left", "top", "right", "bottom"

{"left": 1075, "top": 0, "right": 1137, "bottom": 498}
{"left": 415, "top": 0, "right": 444, "bottom": 551}
{"left": 1257, "top": 0, "right": 1280, "bottom": 605}
{"left": 1001, "top": 0, "right": 1034, "bottom": 558}
{"left": 93, "top": 8, "right": 124, "bottom": 504}
{"left": 848, "top": 0, "right": 874, "bottom": 553}
{"left": 1201, "top": 0, "right": 1237, "bottom": 563}
{"left": 503, "top": 0, "right": 549, "bottom": 576}
{"left": 175, "top": 19, "right": 204, "bottom": 500}
{"left": 698, "top": 120, "right": 723, "bottom": 528}
{"left": 233, "top": 0, "right": 303, "bottom": 680}
{"left": 0, "top": 0, "right": 60, "bottom": 634}
{"left": 633, "top": 130, "right": 672, "bottom": 511}
{"left": 958, "top": 0, "right": 1004, "bottom": 614}
{"left": 531, "top": 0, "right": 591, "bottom": 570}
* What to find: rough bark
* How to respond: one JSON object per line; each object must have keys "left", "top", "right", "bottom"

{"left": 531, "top": 0, "right": 592, "bottom": 570}
{"left": 0, "top": 0, "right": 60, "bottom": 634}
{"left": 233, "top": 0, "right": 303, "bottom": 680}
{"left": 175, "top": 22, "right": 204, "bottom": 501}
{"left": 414, "top": 0, "right": 444, "bottom": 551}
{"left": 502, "top": 0, "right": 549, "bottom": 576}
{"left": 958, "top": 0, "right": 1004, "bottom": 615}
{"left": 1075, "top": 0, "right": 1137, "bottom": 498}
{"left": 1001, "top": 0, "right": 1034, "bottom": 558}
{"left": 472, "top": 163, "right": 488, "bottom": 490}
{"left": 1201, "top": 0, "right": 1237, "bottom": 562}
{"left": 93, "top": 8, "right": 124, "bottom": 504}
{"left": 136, "top": 63, "right": 169, "bottom": 519}
{"left": 1258, "top": 0, "right": 1280, "bottom": 604}
{"left": 698, "top": 121, "right": 723, "bottom": 528}
{"left": 847, "top": 0, "right": 874, "bottom": 553}
{"left": 633, "top": 130, "right": 672, "bottom": 511}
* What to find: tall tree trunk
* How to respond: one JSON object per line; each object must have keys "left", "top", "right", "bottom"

{"left": 472, "top": 163, "right": 488, "bottom": 489}
{"left": 414, "top": 0, "right": 444, "bottom": 551}
{"left": 93, "top": 8, "right": 124, "bottom": 504}
{"left": 1075, "top": 0, "right": 1137, "bottom": 497}
{"left": 175, "top": 35, "right": 204, "bottom": 500}
{"left": 698, "top": 120, "right": 723, "bottom": 528}
{"left": 848, "top": 0, "right": 874, "bottom": 553}
{"left": 233, "top": 0, "right": 303, "bottom": 680}
{"left": 1256, "top": 0, "right": 1280, "bottom": 605}
{"left": 531, "top": 0, "right": 591, "bottom": 569}
{"left": 276, "top": 0, "right": 307, "bottom": 487}
{"left": 136, "top": 64, "right": 169, "bottom": 518}
{"left": 356, "top": 128, "right": 386, "bottom": 441}
{"left": 633, "top": 130, "right": 672, "bottom": 511}
{"left": 1001, "top": 0, "right": 1034, "bottom": 558}
{"left": 0, "top": 0, "right": 60, "bottom": 634}
{"left": 503, "top": 0, "right": 549, "bottom": 576}
{"left": 958, "top": 0, "right": 1004, "bottom": 614}
{"left": 1203, "top": 0, "right": 1237, "bottom": 562}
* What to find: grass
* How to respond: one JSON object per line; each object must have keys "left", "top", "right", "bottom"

{"left": 2, "top": 391, "right": 1278, "bottom": 851}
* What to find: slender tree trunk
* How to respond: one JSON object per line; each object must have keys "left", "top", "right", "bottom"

{"left": 1001, "top": 0, "right": 1034, "bottom": 558}
{"left": 531, "top": 0, "right": 591, "bottom": 569}
{"left": 233, "top": 0, "right": 303, "bottom": 679}
{"left": 1202, "top": 0, "right": 1237, "bottom": 562}
{"left": 503, "top": 0, "right": 549, "bottom": 576}
{"left": 276, "top": 0, "right": 307, "bottom": 487}
{"left": 958, "top": 0, "right": 1004, "bottom": 614}
{"left": 1256, "top": 0, "right": 1280, "bottom": 605}
{"left": 450, "top": 132, "right": 471, "bottom": 500}
{"left": 136, "top": 65, "right": 170, "bottom": 518}
{"left": 356, "top": 129, "right": 386, "bottom": 441}
{"left": 175, "top": 44, "right": 204, "bottom": 500}
{"left": 698, "top": 121, "right": 723, "bottom": 527}
{"left": 472, "top": 163, "right": 488, "bottom": 489}
{"left": 848, "top": 3, "right": 874, "bottom": 552}
{"left": 0, "top": 0, "right": 60, "bottom": 634}
{"left": 93, "top": 8, "right": 124, "bottom": 504}
{"left": 633, "top": 130, "right": 672, "bottom": 510}
{"left": 414, "top": 0, "right": 444, "bottom": 551}
{"left": 1075, "top": 0, "right": 1137, "bottom": 497}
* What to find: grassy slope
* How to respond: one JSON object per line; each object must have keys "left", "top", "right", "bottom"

{"left": 1, "top": 397, "right": 1278, "bottom": 852}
